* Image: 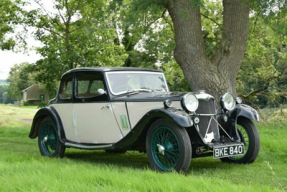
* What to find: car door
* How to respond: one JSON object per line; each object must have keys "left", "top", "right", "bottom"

{"left": 72, "top": 72, "right": 123, "bottom": 144}
{"left": 51, "top": 73, "right": 76, "bottom": 142}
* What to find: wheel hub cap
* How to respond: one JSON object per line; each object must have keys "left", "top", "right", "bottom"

{"left": 43, "top": 136, "right": 48, "bottom": 143}
{"left": 164, "top": 141, "right": 173, "bottom": 151}
{"left": 157, "top": 144, "right": 165, "bottom": 155}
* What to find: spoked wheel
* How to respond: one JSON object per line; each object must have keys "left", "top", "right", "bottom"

{"left": 38, "top": 117, "right": 65, "bottom": 158}
{"left": 220, "top": 117, "right": 260, "bottom": 164}
{"left": 146, "top": 119, "right": 192, "bottom": 173}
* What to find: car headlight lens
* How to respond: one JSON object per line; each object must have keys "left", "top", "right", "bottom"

{"left": 220, "top": 93, "right": 236, "bottom": 111}
{"left": 236, "top": 97, "right": 242, "bottom": 104}
{"left": 164, "top": 100, "right": 173, "bottom": 108}
{"left": 181, "top": 93, "right": 198, "bottom": 112}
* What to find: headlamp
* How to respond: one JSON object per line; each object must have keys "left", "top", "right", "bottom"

{"left": 220, "top": 93, "right": 236, "bottom": 111}
{"left": 181, "top": 93, "right": 199, "bottom": 112}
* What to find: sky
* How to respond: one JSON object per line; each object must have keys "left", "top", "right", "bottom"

{"left": 0, "top": 49, "right": 41, "bottom": 80}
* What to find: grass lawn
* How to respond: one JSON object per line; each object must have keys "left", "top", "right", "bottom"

{"left": 19, "top": 105, "right": 39, "bottom": 110}
{"left": 0, "top": 104, "right": 286, "bottom": 191}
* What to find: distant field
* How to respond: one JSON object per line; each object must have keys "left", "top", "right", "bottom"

{"left": 0, "top": 80, "right": 9, "bottom": 85}
{"left": 0, "top": 104, "right": 286, "bottom": 191}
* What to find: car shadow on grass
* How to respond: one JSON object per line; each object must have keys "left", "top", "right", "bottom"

{"left": 64, "top": 149, "right": 229, "bottom": 174}
{"left": 64, "top": 150, "right": 150, "bottom": 170}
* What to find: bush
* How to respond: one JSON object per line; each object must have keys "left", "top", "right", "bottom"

{"left": 38, "top": 101, "right": 48, "bottom": 108}
{"left": 24, "top": 99, "right": 42, "bottom": 106}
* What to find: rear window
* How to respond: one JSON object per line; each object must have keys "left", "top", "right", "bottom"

{"left": 60, "top": 75, "right": 73, "bottom": 99}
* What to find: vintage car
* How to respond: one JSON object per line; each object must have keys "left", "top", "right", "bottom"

{"left": 29, "top": 67, "right": 260, "bottom": 172}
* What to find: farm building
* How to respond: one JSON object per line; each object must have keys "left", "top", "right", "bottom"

{"left": 22, "top": 85, "right": 49, "bottom": 102}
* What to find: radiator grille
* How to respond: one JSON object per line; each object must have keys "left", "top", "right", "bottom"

{"left": 195, "top": 99, "right": 218, "bottom": 138}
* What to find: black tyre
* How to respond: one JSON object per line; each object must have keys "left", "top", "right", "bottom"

{"left": 146, "top": 119, "right": 192, "bottom": 173}
{"left": 220, "top": 117, "right": 260, "bottom": 164}
{"left": 38, "top": 116, "right": 65, "bottom": 158}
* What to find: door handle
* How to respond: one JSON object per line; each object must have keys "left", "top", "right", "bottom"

{"left": 101, "top": 104, "right": 111, "bottom": 110}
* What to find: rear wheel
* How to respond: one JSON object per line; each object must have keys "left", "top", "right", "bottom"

{"left": 38, "top": 117, "right": 65, "bottom": 158}
{"left": 220, "top": 117, "right": 260, "bottom": 164}
{"left": 146, "top": 119, "right": 192, "bottom": 172}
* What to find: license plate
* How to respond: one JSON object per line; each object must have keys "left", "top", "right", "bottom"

{"left": 213, "top": 144, "right": 244, "bottom": 159}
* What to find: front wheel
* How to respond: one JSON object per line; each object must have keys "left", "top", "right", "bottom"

{"left": 38, "top": 117, "right": 65, "bottom": 158}
{"left": 146, "top": 119, "right": 192, "bottom": 173}
{"left": 220, "top": 117, "right": 260, "bottom": 164}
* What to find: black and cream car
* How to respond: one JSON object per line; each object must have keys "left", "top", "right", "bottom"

{"left": 29, "top": 67, "right": 260, "bottom": 172}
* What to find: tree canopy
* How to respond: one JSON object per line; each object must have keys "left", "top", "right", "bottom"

{"left": 0, "top": 0, "right": 23, "bottom": 50}
{"left": 4, "top": 0, "right": 287, "bottom": 108}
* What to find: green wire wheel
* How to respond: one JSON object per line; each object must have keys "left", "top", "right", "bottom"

{"left": 146, "top": 119, "right": 192, "bottom": 173}
{"left": 150, "top": 127, "right": 180, "bottom": 171}
{"left": 220, "top": 117, "right": 260, "bottom": 164}
{"left": 38, "top": 117, "right": 66, "bottom": 158}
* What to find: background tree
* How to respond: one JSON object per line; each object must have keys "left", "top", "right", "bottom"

{"left": 126, "top": 0, "right": 287, "bottom": 100}
{"left": 6, "top": 62, "right": 36, "bottom": 100}
{"left": 23, "top": 0, "right": 128, "bottom": 94}
{"left": 237, "top": 7, "right": 287, "bottom": 107}
{"left": 0, "top": 84, "right": 13, "bottom": 104}
{"left": 110, "top": 0, "right": 189, "bottom": 91}
{"left": 0, "top": 0, "right": 27, "bottom": 50}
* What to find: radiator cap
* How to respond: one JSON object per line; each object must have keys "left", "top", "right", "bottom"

{"left": 198, "top": 90, "right": 205, "bottom": 94}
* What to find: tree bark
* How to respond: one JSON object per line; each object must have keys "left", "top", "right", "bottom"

{"left": 165, "top": 0, "right": 250, "bottom": 100}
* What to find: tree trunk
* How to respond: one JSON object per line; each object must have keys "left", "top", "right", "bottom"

{"left": 166, "top": 0, "right": 250, "bottom": 100}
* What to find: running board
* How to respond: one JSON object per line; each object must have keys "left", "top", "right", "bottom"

{"left": 65, "top": 142, "right": 113, "bottom": 150}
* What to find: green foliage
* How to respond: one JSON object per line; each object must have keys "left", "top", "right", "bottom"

{"left": 200, "top": 0, "right": 222, "bottom": 59}
{"left": 37, "top": 101, "right": 48, "bottom": 108}
{"left": 237, "top": 11, "right": 287, "bottom": 107}
{"left": 109, "top": 0, "right": 175, "bottom": 68}
{"left": 162, "top": 61, "right": 191, "bottom": 92}
{"left": 0, "top": 85, "right": 8, "bottom": 103}
{"left": 0, "top": 85, "right": 13, "bottom": 104}
{"left": 23, "top": 0, "right": 128, "bottom": 93}
{"left": 24, "top": 99, "right": 42, "bottom": 106}
{"left": 6, "top": 62, "right": 36, "bottom": 100}
{"left": 0, "top": 0, "right": 24, "bottom": 50}
{"left": 3, "top": 0, "right": 286, "bottom": 108}
{"left": 2, "top": 91, "right": 13, "bottom": 104}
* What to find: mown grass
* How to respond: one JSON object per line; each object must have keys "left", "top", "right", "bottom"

{"left": 0, "top": 104, "right": 287, "bottom": 191}
{"left": 0, "top": 104, "right": 37, "bottom": 119}
{"left": 19, "top": 105, "right": 39, "bottom": 110}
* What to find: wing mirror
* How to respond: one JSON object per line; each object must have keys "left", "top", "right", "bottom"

{"left": 97, "top": 89, "right": 106, "bottom": 95}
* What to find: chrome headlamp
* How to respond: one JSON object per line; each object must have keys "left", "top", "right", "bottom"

{"left": 181, "top": 93, "right": 199, "bottom": 112}
{"left": 236, "top": 97, "right": 242, "bottom": 104}
{"left": 164, "top": 100, "right": 173, "bottom": 108}
{"left": 220, "top": 93, "right": 236, "bottom": 111}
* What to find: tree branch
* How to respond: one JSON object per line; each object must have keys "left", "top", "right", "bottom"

{"left": 69, "top": 25, "right": 86, "bottom": 33}
{"left": 33, "top": 0, "right": 65, "bottom": 31}
{"left": 200, "top": 13, "right": 221, "bottom": 27}
{"left": 238, "top": 71, "right": 281, "bottom": 100}
{"left": 51, "top": 0, "right": 66, "bottom": 24}
{"left": 40, "top": 27, "right": 64, "bottom": 39}
{"left": 162, "top": 9, "right": 174, "bottom": 33}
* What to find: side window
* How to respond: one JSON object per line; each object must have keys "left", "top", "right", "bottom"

{"left": 78, "top": 80, "right": 89, "bottom": 93}
{"left": 60, "top": 75, "right": 73, "bottom": 99}
{"left": 90, "top": 80, "right": 104, "bottom": 93}
{"left": 75, "top": 72, "right": 107, "bottom": 101}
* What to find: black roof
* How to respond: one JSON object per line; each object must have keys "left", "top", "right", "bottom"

{"left": 62, "top": 67, "right": 163, "bottom": 77}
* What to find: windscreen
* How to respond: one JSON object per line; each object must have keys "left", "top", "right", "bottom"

{"left": 106, "top": 71, "right": 169, "bottom": 95}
